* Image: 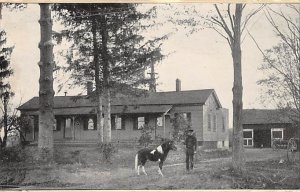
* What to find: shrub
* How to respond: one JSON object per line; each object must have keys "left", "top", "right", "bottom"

{"left": 98, "top": 143, "right": 117, "bottom": 163}
{"left": 138, "top": 124, "right": 154, "bottom": 147}
{"left": 0, "top": 145, "right": 27, "bottom": 164}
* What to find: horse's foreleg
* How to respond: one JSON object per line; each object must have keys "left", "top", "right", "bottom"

{"left": 142, "top": 166, "right": 148, "bottom": 175}
{"left": 158, "top": 162, "right": 164, "bottom": 177}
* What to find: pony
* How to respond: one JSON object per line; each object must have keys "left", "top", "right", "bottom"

{"left": 134, "top": 140, "right": 177, "bottom": 177}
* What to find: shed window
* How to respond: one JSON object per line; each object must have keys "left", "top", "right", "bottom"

{"left": 243, "top": 129, "right": 253, "bottom": 147}
{"left": 271, "top": 128, "right": 284, "bottom": 140}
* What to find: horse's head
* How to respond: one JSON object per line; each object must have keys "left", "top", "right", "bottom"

{"left": 164, "top": 140, "right": 177, "bottom": 151}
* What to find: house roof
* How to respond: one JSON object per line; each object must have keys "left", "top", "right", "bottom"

{"left": 19, "top": 89, "right": 218, "bottom": 110}
{"left": 21, "top": 105, "right": 173, "bottom": 116}
{"left": 242, "top": 109, "right": 293, "bottom": 124}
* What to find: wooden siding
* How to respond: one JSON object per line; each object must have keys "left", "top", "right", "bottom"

{"left": 170, "top": 105, "right": 204, "bottom": 141}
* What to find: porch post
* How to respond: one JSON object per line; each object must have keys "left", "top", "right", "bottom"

{"left": 72, "top": 116, "right": 75, "bottom": 140}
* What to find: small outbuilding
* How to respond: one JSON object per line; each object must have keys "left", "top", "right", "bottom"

{"left": 242, "top": 109, "right": 297, "bottom": 148}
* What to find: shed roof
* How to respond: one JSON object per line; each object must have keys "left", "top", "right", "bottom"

{"left": 18, "top": 89, "right": 219, "bottom": 111}
{"left": 242, "top": 109, "right": 293, "bottom": 124}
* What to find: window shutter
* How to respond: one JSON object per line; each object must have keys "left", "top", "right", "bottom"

{"left": 187, "top": 113, "right": 191, "bottom": 123}
{"left": 93, "top": 116, "right": 97, "bottom": 130}
{"left": 133, "top": 117, "right": 138, "bottom": 130}
{"left": 56, "top": 117, "right": 61, "bottom": 131}
{"left": 121, "top": 117, "right": 125, "bottom": 130}
{"left": 111, "top": 115, "right": 116, "bottom": 130}
{"left": 83, "top": 117, "right": 88, "bottom": 130}
{"left": 145, "top": 116, "right": 150, "bottom": 125}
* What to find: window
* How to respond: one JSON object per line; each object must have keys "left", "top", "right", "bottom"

{"left": 243, "top": 129, "right": 253, "bottom": 147}
{"left": 157, "top": 117, "right": 163, "bottom": 126}
{"left": 138, "top": 117, "right": 145, "bottom": 129}
{"left": 182, "top": 112, "right": 191, "bottom": 122}
{"left": 222, "top": 116, "right": 225, "bottom": 132}
{"left": 112, "top": 115, "right": 125, "bottom": 130}
{"left": 133, "top": 116, "right": 149, "bottom": 130}
{"left": 208, "top": 114, "right": 211, "bottom": 131}
{"left": 271, "top": 128, "right": 284, "bottom": 140}
{"left": 213, "top": 115, "right": 217, "bottom": 132}
{"left": 87, "top": 118, "right": 94, "bottom": 130}
{"left": 83, "top": 116, "right": 96, "bottom": 130}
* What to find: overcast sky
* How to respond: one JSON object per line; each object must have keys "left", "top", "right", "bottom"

{"left": 2, "top": 3, "right": 296, "bottom": 127}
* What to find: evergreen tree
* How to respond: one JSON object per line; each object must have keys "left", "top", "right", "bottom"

{"left": 53, "top": 4, "right": 168, "bottom": 143}
{"left": 0, "top": 29, "right": 14, "bottom": 148}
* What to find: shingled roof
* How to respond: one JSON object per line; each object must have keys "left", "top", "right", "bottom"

{"left": 243, "top": 109, "right": 293, "bottom": 124}
{"left": 18, "top": 89, "right": 219, "bottom": 111}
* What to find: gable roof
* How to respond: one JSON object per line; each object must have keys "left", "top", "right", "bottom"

{"left": 18, "top": 89, "right": 219, "bottom": 111}
{"left": 243, "top": 109, "right": 293, "bottom": 124}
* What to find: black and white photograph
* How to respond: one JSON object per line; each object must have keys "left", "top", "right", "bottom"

{"left": 0, "top": 1, "right": 299, "bottom": 190}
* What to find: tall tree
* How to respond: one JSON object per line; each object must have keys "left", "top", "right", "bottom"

{"left": 206, "top": 4, "right": 264, "bottom": 172}
{"left": 38, "top": 3, "right": 55, "bottom": 162}
{"left": 53, "top": 4, "right": 167, "bottom": 143}
{"left": 252, "top": 5, "right": 300, "bottom": 131}
{"left": 177, "top": 4, "right": 264, "bottom": 171}
{"left": 0, "top": 3, "right": 25, "bottom": 148}
{"left": 0, "top": 30, "right": 13, "bottom": 148}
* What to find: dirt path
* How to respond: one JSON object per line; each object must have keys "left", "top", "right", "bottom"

{"left": 52, "top": 156, "right": 232, "bottom": 189}
{"left": 18, "top": 148, "right": 295, "bottom": 189}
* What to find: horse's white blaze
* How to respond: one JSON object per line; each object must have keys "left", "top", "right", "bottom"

{"left": 142, "top": 166, "right": 147, "bottom": 175}
{"left": 157, "top": 145, "right": 164, "bottom": 154}
{"left": 158, "top": 168, "right": 164, "bottom": 177}
{"left": 150, "top": 150, "right": 155, "bottom": 154}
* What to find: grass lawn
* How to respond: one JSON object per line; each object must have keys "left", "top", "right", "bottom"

{"left": 0, "top": 144, "right": 299, "bottom": 189}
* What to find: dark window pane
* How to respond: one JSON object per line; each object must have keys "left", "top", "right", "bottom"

{"left": 272, "top": 131, "right": 282, "bottom": 139}
{"left": 243, "top": 131, "right": 252, "bottom": 138}
{"left": 248, "top": 140, "right": 253, "bottom": 146}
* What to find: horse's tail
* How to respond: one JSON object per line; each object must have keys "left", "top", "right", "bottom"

{"left": 135, "top": 153, "right": 138, "bottom": 172}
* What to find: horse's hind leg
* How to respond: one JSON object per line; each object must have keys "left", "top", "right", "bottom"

{"left": 142, "top": 165, "right": 148, "bottom": 175}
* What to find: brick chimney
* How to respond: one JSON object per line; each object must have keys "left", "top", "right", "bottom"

{"left": 176, "top": 78, "right": 181, "bottom": 92}
{"left": 87, "top": 81, "right": 93, "bottom": 95}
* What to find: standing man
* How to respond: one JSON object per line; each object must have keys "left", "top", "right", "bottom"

{"left": 185, "top": 129, "right": 197, "bottom": 171}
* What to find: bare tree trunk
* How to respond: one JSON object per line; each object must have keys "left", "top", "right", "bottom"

{"left": 231, "top": 4, "right": 245, "bottom": 171}
{"left": 1, "top": 95, "right": 8, "bottom": 148}
{"left": 92, "top": 17, "right": 103, "bottom": 144}
{"left": 38, "top": 3, "right": 54, "bottom": 162}
{"left": 100, "top": 15, "right": 111, "bottom": 143}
